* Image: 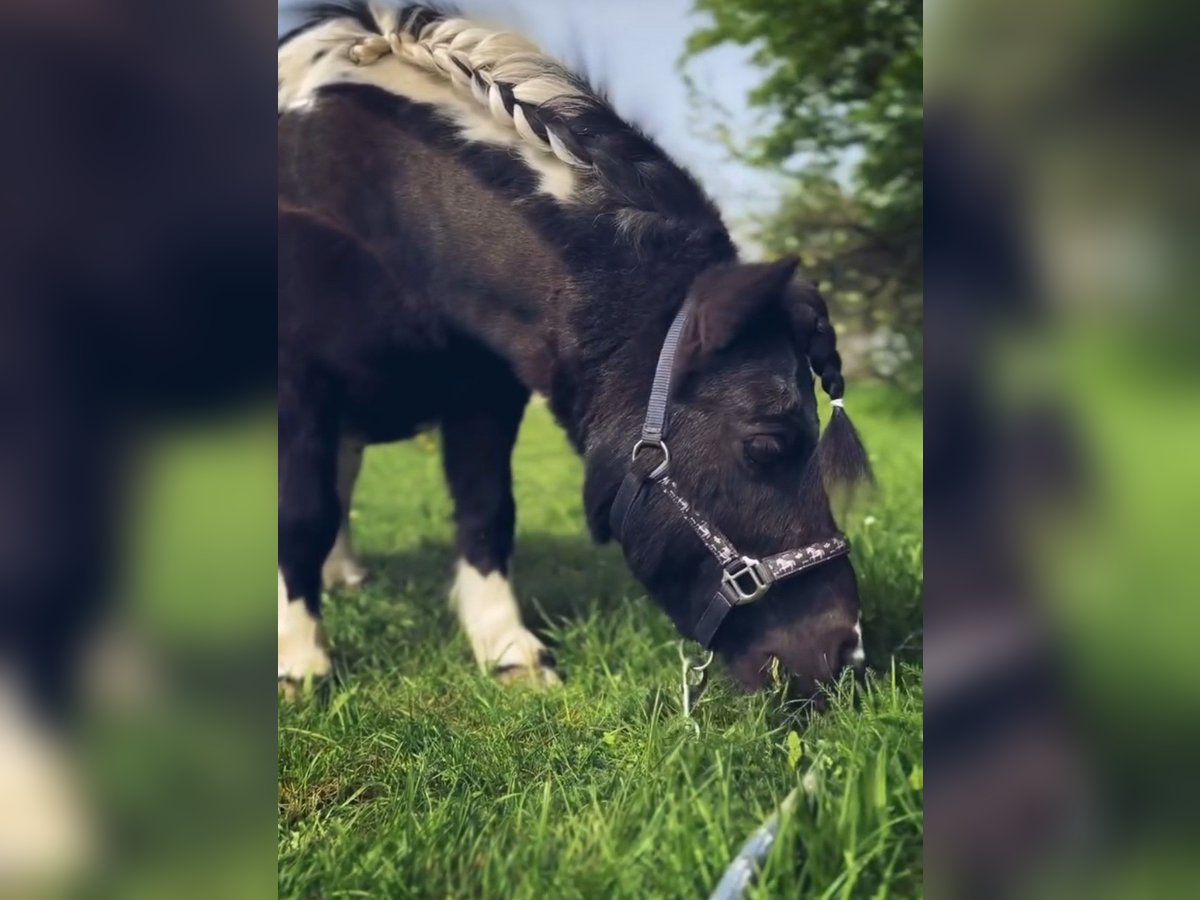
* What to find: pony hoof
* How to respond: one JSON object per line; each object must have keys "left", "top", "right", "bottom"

{"left": 278, "top": 678, "right": 298, "bottom": 702}
{"left": 493, "top": 654, "right": 561, "bottom": 688}
{"left": 278, "top": 600, "right": 333, "bottom": 694}
{"left": 321, "top": 560, "right": 368, "bottom": 591}
{"left": 278, "top": 674, "right": 329, "bottom": 701}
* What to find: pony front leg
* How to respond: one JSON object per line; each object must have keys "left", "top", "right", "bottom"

{"left": 441, "top": 391, "right": 559, "bottom": 686}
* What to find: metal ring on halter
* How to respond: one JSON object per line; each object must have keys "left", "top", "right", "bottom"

{"left": 631, "top": 439, "right": 671, "bottom": 480}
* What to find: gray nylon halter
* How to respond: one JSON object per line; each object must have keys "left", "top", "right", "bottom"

{"left": 609, "top": 300, "right": 851, "bottom": 648}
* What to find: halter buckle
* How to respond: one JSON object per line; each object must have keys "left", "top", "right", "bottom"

{"left": 631, "top": 439, "right": 671, "bottom": 480}
{"left": 721, "top": 556, "right": 771, "bottom": 604}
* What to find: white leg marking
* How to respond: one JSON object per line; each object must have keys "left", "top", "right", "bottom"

{"left": 278, "top": 570, "right": 332, "bottom": 681}
{"left": 0, "top": 670, "right": 94, "bottom": 880}
{"left": 450, "top": 561, "right": 559, "bottom": 683}
{"left": 322, "top": 440, "right": 367, "bottom": 590}
{"left": 848, "top": 617, "right": 866, "bottom": 669}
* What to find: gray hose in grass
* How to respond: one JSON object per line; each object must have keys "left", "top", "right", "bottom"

{"left": 707, "top": 788, "right": 800, "bottom": 900}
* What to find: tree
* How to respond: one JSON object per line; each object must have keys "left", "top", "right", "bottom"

{"left": 686, "top": 0, "right": 922, "bottom": 388}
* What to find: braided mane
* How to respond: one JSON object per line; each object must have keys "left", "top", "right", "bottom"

{"left": 350, "top": 5, "right": 591, "bottom": 169}
{"left": 284, "top": 2, "right": 721, "bottom": 222}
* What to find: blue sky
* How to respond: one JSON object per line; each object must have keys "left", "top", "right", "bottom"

{"left": 278, "top": 0, "right": 783, "bottom": 241}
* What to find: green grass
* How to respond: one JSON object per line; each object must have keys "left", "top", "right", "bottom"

{"left": 278, "top": 388, "right": 923, "bottom": 898}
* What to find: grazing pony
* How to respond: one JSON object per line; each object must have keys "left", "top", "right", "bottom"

{"left": 278, "top": 2, "right": 872, "bottom": 693}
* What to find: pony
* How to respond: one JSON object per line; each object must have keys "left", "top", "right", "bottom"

{"left": 277, "top": 2, "right": 873, "bottom": 694}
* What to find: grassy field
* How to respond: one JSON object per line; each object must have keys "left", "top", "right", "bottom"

{"left": 278, "top": 388, "right": 923, "bottom": 898}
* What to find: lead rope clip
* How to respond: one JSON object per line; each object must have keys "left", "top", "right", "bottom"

{"left": 679, "top": 640, "right": 715, "bottom": 737}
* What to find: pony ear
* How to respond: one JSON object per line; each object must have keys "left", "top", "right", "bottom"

{"left": 679, "top": 257, "right": 800, "bottom": 364}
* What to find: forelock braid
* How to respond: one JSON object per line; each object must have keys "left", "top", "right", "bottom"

{"left": 788, "top": 279, "right": 872, "bottom": 488}
{"left": 808, "top": 317, "right": 845, "bottom": 401}
{"left": 789, "top": 282, "right": 845, "bottom": 400}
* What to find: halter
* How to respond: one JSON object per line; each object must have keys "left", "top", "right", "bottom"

{"left": 609, "top": 300, "right": 851, "bottom": 648}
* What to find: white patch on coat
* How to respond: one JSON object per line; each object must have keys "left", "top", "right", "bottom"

{"left": 0, "top": 670, "right": 94, "bottom": 879}
{"left": 279, "top": 17, "right": 580, "bottom": 202}
{"left": 322, "top": 439, "right": 367, "bottom": 590}
{"left": 278, "top": 570, "right": 332, "bottom": 681}
{"left": 450, "top": 560, "right": 557, "bottom": 680}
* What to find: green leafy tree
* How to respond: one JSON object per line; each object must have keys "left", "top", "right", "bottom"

{"left": 686, "top": 0, "right": 922, "bottom": 389}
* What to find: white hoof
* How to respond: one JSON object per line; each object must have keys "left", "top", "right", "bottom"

{"left": 491, "top": 628, "right": 561, "bottom": 687}
{"left": 278, "top": 572, "right": 332, "bottom": 684}
{"left": 321, "top": 553, "right": 367, "bottom": 591}
{"left": 322, "top": 522, "right": 367, "bottom": 590}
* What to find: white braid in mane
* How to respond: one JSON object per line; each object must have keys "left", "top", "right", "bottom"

{"left": 350, "top": 6, "right": 591, "bottom": 169}
{"left": 279, "top": 4, "right": 597, "bottom": 202}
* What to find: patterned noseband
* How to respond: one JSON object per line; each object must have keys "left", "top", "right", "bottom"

{"left": 608, "top": 299, "right": 851, "bottom": 648}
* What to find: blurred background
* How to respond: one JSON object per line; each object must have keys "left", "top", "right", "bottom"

{"left": 0, "top": 0, "right": 276, "bottom": 896}
{"left": 925, "top": 0, "right": 1200, "bottom": 896}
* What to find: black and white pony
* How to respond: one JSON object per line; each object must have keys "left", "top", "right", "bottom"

{"left": 278, "top": 2, "right": 873, "bottom": 694}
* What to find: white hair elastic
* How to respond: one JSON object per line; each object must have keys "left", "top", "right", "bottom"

{"left": 830, "top": 398, "right": 845, "bottom": 409}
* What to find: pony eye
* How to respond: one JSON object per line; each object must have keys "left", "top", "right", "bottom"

{"left": 743, "top": 433, "right": 787, "bottom": 466}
